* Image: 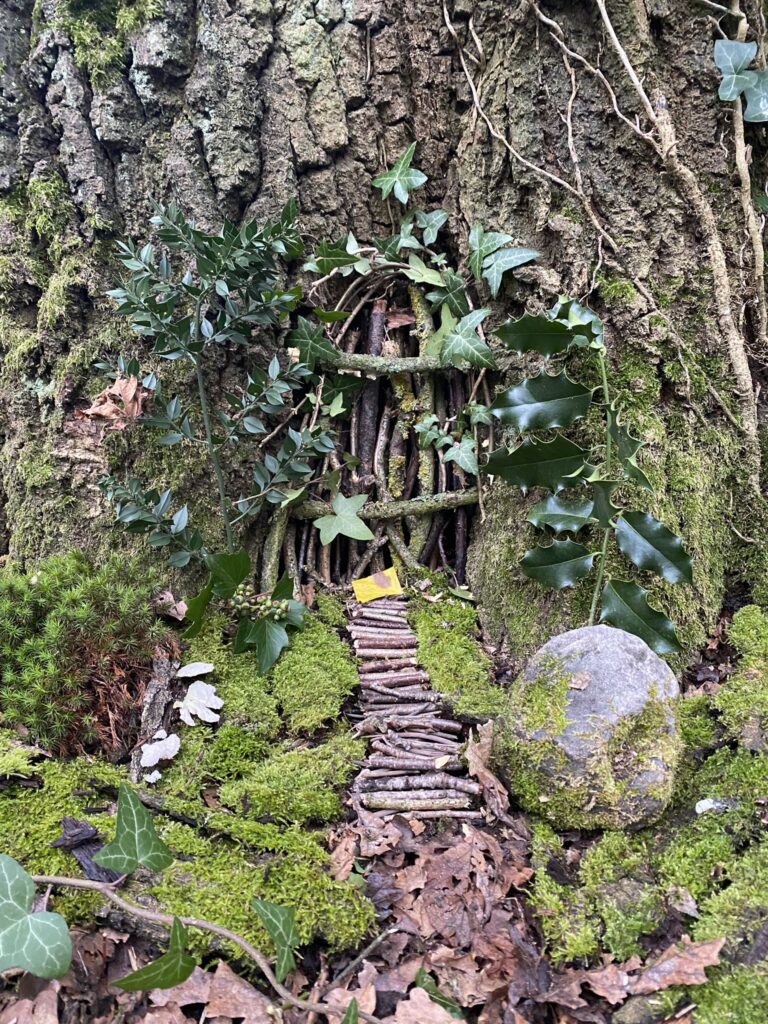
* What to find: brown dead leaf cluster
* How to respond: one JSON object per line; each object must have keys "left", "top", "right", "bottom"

{"left": 76, "top": 376, "right": 149, "bottom": 433}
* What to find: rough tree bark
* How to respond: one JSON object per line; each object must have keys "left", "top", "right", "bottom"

{"left": 1, "top": 0, "right": 766, "bottom": 660}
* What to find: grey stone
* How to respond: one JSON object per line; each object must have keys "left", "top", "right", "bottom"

{"left": 497, "top": 625, "right": 681, "bottom": 830}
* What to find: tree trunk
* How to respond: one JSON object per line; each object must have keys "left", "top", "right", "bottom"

{"left": 1, "top": 0, "right": 766, "bottom": 659}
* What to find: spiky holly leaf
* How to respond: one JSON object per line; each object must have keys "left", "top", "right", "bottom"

{"left": 0, "top": 856, "right": 72, "bottom": 980}
{"left": 713, "top": 40, "right": 758, "bottom": 101}
{"left": 482, "top": 246, "right": 539, "bottom": 298}
{"left": 600, "top": 580, "right": 681, "bottom": 655}
{"left": 93, "top": 785, "right": 174, "bottom": 874}
{"left": 314, "top": 493, "right": 374, "bottom": 546}
{"left": 494, "top": 314, "right": 574, "bottom": 358}
{"left": 372, "top": 143, "right": 427, "bottom": 204}
{"left": 115, "top": 918, "right": 196, "bottom": 991}
{"left": 550, "top": 297, "right": 605, "bottom": 349}
{"left": 251, "top": 899, "right": 300, "bottom": 983}
{"left": 287, "top": 317, "right": 338, "bottom": 370}
{"left": 490, "top": 372, "right": 594, "bottom": 431}
{"left": 615, "top": 511, "right": 693, "bottom": 584}
{"left": 527, "top": 495, "right": 596, "bottom": 534}
{"left": 521, "top": 539, "right": 594, "bottom": 590}
{"left": 486, "top": 436, "right": 587, "bottom": 493}
{"left": 440, "top": 310, "right": 495, "bottom": 369}
{"left": 590, "top": 479, "right": 621, "bottom": 529}
{"left": 608, "top": 406, "right": 653, "bottom": 490}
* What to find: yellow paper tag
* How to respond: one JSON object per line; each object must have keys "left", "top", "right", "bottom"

{"left": 352, "top": 567, "right": 403, "bottom": 603}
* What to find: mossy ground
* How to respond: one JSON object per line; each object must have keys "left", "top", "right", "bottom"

{"left": 524, "top": 608, "right": 768, "bottom": 1021}
{"left": 0, "top": 599, "right": 375, "bottom": 960}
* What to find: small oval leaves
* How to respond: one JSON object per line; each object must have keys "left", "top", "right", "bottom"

{"left": 486, "top": 436, "right": 587, "bottom": 493}
{"left": 521, "top": 540, "right": 594, "bottom": 590}
{"left": 600, "top": 580, "right": 682, "bottom": 655}
{"left": 491, "top": 372, "right": 594, "bottom": 431}
{"left": 527, "top": 495, "right": 596, "bottom": 534}
{"left": 494, "top": 314, "right": 573, "bottom": 358}
{"left": 615, "top": 512, "right": 693, "bottom": 584}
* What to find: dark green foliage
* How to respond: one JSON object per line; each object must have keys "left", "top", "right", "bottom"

{"left": 487, "top": 300, "right": 692, "bottom": 653}
{"left": 0, "top": 552, "right": 163, "bottom": 752}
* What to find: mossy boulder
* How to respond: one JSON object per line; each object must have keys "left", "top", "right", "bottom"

{"left": 497, "top": 625, "right": 681, "bottom": 829}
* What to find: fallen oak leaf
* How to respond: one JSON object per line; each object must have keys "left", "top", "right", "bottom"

{"left": 205, "top": 960, "right": 273, "bottom": 1023}
{"left": 628, "top": 936, "right": 725, "bottom": 995}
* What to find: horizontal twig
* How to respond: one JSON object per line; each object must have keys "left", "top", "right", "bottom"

{"left": 322, "top": 353, "right": 442, "bottom": 375}
{"left": 292, "top": 489, "right": 479, "bottom": 522}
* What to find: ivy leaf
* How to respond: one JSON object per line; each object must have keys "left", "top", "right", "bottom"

{"left": 115, "top": 918, "right": 196, "bottom": 992}
{"left": 443, "top": 436, "right": 479, "bottom": 475}
{"left": 590, "top": 479, "right": 621, "bottom": 529}
{"left": 251, "top": 899, "right": 300, "bottom": 983}
{"left": 467, "top": 224, "right": 513, "bottom": 281}
{"left": 372, "top": 143, "right": 427, "bottom": 204}
{"left": 743, "top": 69, "right": 768, "bottom": 121}
{"left": 486, "top": 436, "right": 587, "bottom": 493}
{"left": 440, "top": 310, "right": 496, "bottom": 369}
{"left": 413, "top": 208, "right": 449, "bottom": 245}
{"left": 482, "top": 246, "right": 539, "bottom": 298}
{"left": 93, "top": 785, "right": 174, "bottom": 874}
{"left": 182, "top": 576, "right": 214, "bottom": 639}
{"left": 490, "top": 372, "right": 594, "bottom": 431}
{"left": 607, "top": 407, "right": 653, "bottom": 490}
{"left": 404, "top": 254, "right": 444, "bottom": 287}
{"left": 425, "top": 304, "right": 457, "bottom": 358}
{"left": 233, "top": 616, "right": 290, "bottom": 672}
{"left": 205, "top": 549, "right": 251, "bottom": 598}
{"left": 714, "top": 40, "right": 757, "bottom": 101}
{"left": 615, "top": 511, "right": 693, "bottom": 584}
{"left": 287, "top": 317, "right": 338, "bottom": 370}
{"left": 495, "top": 314, "right": 575, "bottom": 358}
{"left": 426, "top": 267, "right": 470, "bottom": 317}
{"left": 312, "top": 238, "right": 359, "bottom": 274}
{"left": 600, "top": 580, "right": 681, "bottom": 655}
{"left": 527, "top": 495, "right": 596, "bottom": 534}
{"left": 521, "top": 539, "right": 594, "bottom": 590}
{"left": 341, "top": 998, "right": 359, "bottom": 1024}
{"left": 0, "top": 856, "right": 72, "bottom": 980}
{"left": 314, "top": 493, "right": 374, "bottom": 546}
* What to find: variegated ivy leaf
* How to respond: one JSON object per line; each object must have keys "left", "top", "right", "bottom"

{"left": 314, "top": 493, "right": 374, "bottom": 546}
{"left": 0, "top": 856, "right": 72, "bottom": 980}
{"left": 743, "top": 69, "right": 768, "bottom": 122}
{"left": 467, "top": 224, "right": 513, "bottom": 281}
{"left": 600, "top": 580, "right": 681, "bottom": 655}
{"left": 490, "top": 371, "right": 594, "bottom": 431}
{"left": 372, "top": 143, "right": 427, "bottom": 204}
{"left": 412, "top": 208, "right": 449, "bottom": 245}
{"left": 93, "top": 785, "right": 174, "bottom": 875}
{"left": 615, "top": 511, "right": 693, "bottom": 584}
{"left": 481, "top": 246, "right": 539, "bottom": 298}
{"left": 115, "top": 918, "right": 196, "bottom": 992}
{"left": 404, "top": 254, "right": 444, "bottom": 287}
{"left": 440, "top": 310, "right": 495, "bottom": 369}
{"left": 713, "top": 40, "right": 758, "bottom": 102}
{"left": 486, "top": 436, "right": 587, "bottom": 493}
{"left": 251, "top": 899, "right": 300, "bottom": 983}
{"left": 521, "top": 539, "right": 594, "bottom": 590}
{"left": 442, "top": 436, "right": 479, "bottom": 476}
{"left": 287, "top": 317, "right": 338, "bottom": 371}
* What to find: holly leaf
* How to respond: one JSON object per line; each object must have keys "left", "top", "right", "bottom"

{"left": 743, "top": 69, "right": 768, "bottom": 121}
{"left": 486, "top": 436, "right": 587, "bottom": 493}
{"left": 527, "top": 495, "right": 596, "bottom": 534}
{"left": 590, "top": 479, "right": 621, "bottom": 529}
{"left": 314, "top": 493, "right": 374, "bottom": 546}
{"left": 93, "top": 785, "right": 174, "bottom": 874}
{"left": 251, "top": 899, "right": 300, "bottom": 983}
{"left": 550, "top": 297, "right": 605, "bottom": 348}
{"left": 205, "top": 548, "right": 251, "bottom": 598}
{"left": 600, "top": 580, "right": 682, "bottom": 655}
{"left": 495, "top": 314, "right": 575, "bottom": 358}
{"left": 490, "top": 371, "right": 594, "bottom": 431}
{"left": 440, "top": 309, "right": 496, "bottom": 369}
{"left": 615, "top": 511, "right": 693, "bottom": 584}
{"left": 287, "top": 317, "right": 338, "bottom": 370}
{"left": 0, "top": 856, "right": 72, "bottom": 980}
{"left": 482, "top": 246, "right": 539, "bottom": 298}
{"left": 443, "top": 436, "right": 479, "bottom": 475}
{"left": 467, "top": 224, "right": 513, "bottom": 281}
{"left": 115, "top": 918, "right": 196, "bottom": 992}
{"left": 233, "top": 616, "right": 290, "bottom": 672}
{"left": 608, "top": 406, "right": 653, "bottom": 490}
{"left": 372, "top": 143, "right": 427, "bottom": 204}
{"left": 521, "top": 539, "right": 594, "bottom": 590}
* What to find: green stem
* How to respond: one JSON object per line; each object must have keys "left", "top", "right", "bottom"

{"left": 588, "top": 349, "right": 613, "bottom": 625}
{"left": 193, "top": 300, "right": 234, "bottom": 553}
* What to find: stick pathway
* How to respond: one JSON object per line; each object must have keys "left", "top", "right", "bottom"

{"left": 346, "top": 597, "right": 482, "bottom": 818}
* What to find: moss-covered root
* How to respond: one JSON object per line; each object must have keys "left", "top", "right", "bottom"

{"left": 714, "top": 605, "right": 768, "bottom": 749}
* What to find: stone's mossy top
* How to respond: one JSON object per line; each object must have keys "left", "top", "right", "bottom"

{"left": 497, "top": 624, "right": 681, "bottom": 830}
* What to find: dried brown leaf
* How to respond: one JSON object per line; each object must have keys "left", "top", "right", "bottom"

{"left": 149, "top": 966, "right": 211, "bottom": 1007}
{"left": 386, "top": 986, "right": 460, "bottom": 1024}
{"left": 76, "top": 376, "right": 148, "bottom": 432}
{"left": 205, "top": 961, "right": 274, "bottom": 1022}
{"left": 628, "top": 937, "right": 724, "bottom": 995}
{"left": 465, "top": 723, "right": 514, "bottom": 824}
